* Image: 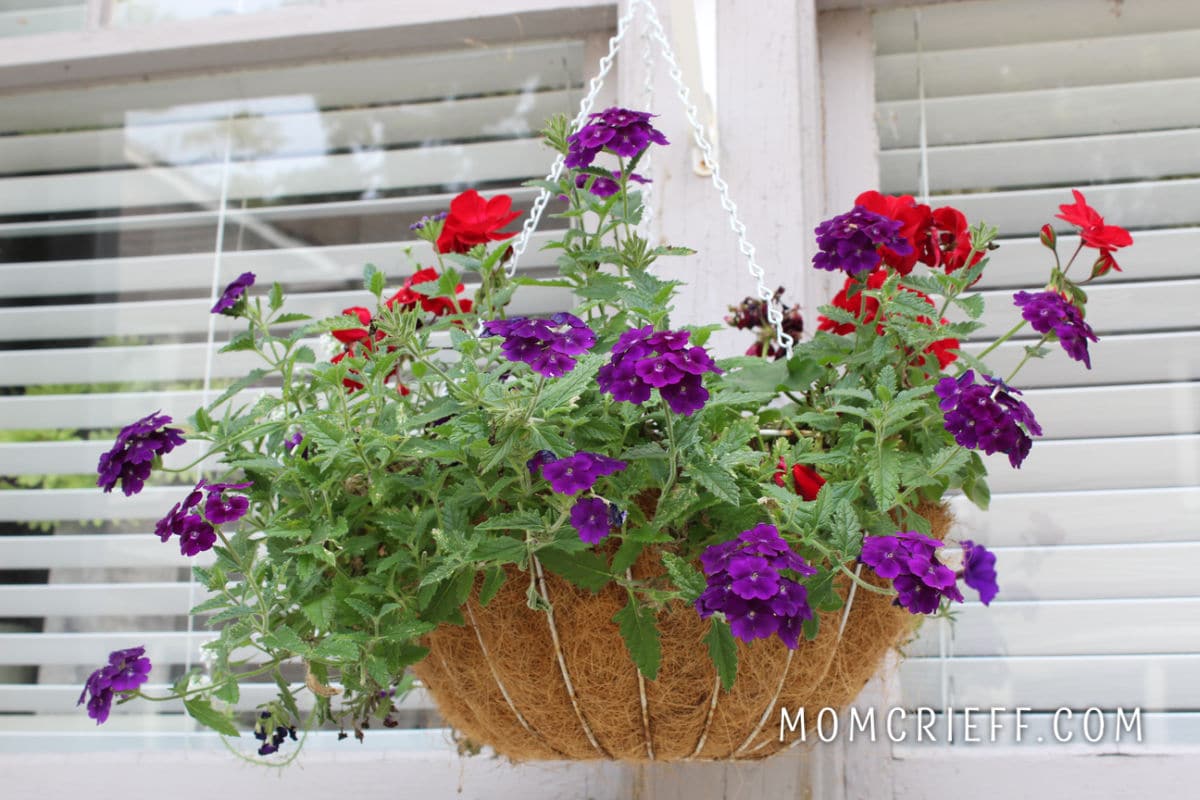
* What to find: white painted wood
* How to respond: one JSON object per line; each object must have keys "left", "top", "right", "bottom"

{"left": 0, "top": 631, "right": 214, "bottom": 664}
{"left": 882, "top": 128, "right": 1200, "bottom": 194}
{"left": 908, "top": 599, "right": 1200, "bottom": 657}
{"left": 963, "top": 331, "right": 1200, "bottom": 388}
{"left": 0, "top": 745, "right": 633, "bottom": 800}
{"left": 0, "top": 582, "right": 196, "bottom": 617}
{"left": 878, "top": 76, "right": 1200, "bottom": 149}
{"left": 0, "top": 486, "right": 183, "bottom": 521}
{"left": 874, "top": 0, "right": 1200, "bottom": 55}
{"left": 876, "top": 27, "right": 1200, "bottom": 101}
{"left": 900, "top": 654, "right": 1200, "bottom": 710}
{"left": 0, "top": 283, "right": 573, "bottom": 341}
{"left": 951, "top": 487, "right": 1200, "bottom": 547}
{"left": 972, "top": 279, "right": 1200, "bottom": 339}
{"left": 0, "top": 3, "right": 85, "bottom": 37}
{"left": 0, "top": 89, "right": 579, "bottom": 173}
{"left": 0, "top": 340, "right": 273, "bottom": 386}
{"left": 0, "top": 138, "right": 548, "bottom": 215}
{"left": 0, "top": 390, "right": 262, "bottom": 430}
{"left": 976, "top": 228, "right": 1200, "bottom": 289}
{"left": 983, "top": 435, "right": 1200, "bottom": 494}
{"left": 0, "top": 534, "right": 215, "bottom": 568}
{"left": 0, "top": 1, "right": 611, "bottom": 94}
{"left": 1020, "top": 383, "right": 1200, "bottom": 439}
{"left": 0, "top": 439, "right": 204, "bottom": 476}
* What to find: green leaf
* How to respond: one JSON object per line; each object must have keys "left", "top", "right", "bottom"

{"left": 364, "top": 263, "right": 386, "bottom": 297}
{"left": 219, "top": 331, "right": 256, "bottom": 353}
{"left": 955, "top": 293, "right": 985, "bottom": 319}
{"left": 313, "top": 635, "right": 361, "bottom": 662}
{"left": 614, "top": 596, "right": 661, "bottom": 680}
{"left": 868, "top": 440, "right": 901, "bottom": 511}
{"left": 274, "top": 312, "right": 312, "bottom": 325}
{"left": 269, "top": 282, "right": 284, "bottom": 312}
{"left": 802, "top": 616, "right": 821, "bottom": 641}
{"left": 535, "top": 548, "right": 611, "bottom": 593}
{"left": 264, "top": 625, "right": 309, "bottom": 655}
{"left": 688, "top": 460, "right": 740, "bottom": 505}
{"left": 473, "top": 511, "right": 544, "bottom": 532}
{"left": 184, "top": 697, "right": 240, "bottom": 737}
{"left": 212, "top": 678, "right": 240, "bottom": 706}
{"left": 206, "top": 368, "right": 269, "bottom": 412}
{"left": 479, "top": 567, "right": 507, "bottom": 606}
{"left": 420, "top": 569, "right": 474, "bottom": 622}
{"left": 471, "top": 535, "right": 528, "bottom": 564}
{"left": 660, "top": 553, "right": 705, "bottom": 600}
{"left": 301, "top": 593, "right": 336, "bottom": 629}
{"left": 704, "top": 618, "right": 738, "bottom": 691}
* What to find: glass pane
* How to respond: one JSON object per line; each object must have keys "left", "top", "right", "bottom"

{"left": 108, "top": 0, "right": 319, "bottom": 28}
{"left": 0, "top": 1, "right": 86, "bottom": 38}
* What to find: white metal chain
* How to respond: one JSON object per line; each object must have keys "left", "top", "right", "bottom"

{"left": 507, "top": 0, "right": 793, "bottom": 358}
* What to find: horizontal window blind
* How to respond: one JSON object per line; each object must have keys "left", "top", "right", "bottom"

{"left": 873, "top": 0, "right": 1200, "bottom": 732}
{"left": 0, "top": 1, "right": 86, "bottom": 38}
{"left": 0, "top": 38, "right": 583, "bottom": 745}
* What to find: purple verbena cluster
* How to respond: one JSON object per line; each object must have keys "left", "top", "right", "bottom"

{"left": 597, "top": 326, "right": 722, "bottom": 416}
{"left": 695, "top": 524, "right": 817, "bottom": 649}
{"left": 283, "top": 430, "right": 304, "bottom": 454}
{"left": 860, "top": 532, "right": 964, "bottom": 615}
{"left": 211, "top": 271, "right": 256, "bottom": 315}
{"left": 934, "top": 370, "right": 1043, "bottom": 468}
{"left": 77, "top": 646, "right": 152, "bottom": 725}
{"left": 961, "top": 540, "right": 999, "bottom": 605}
{"left": 255, "top": 711, "right": 299, "bottom": 756}
{"left": 96, "top": 412, "right": 187, "bottom": 496}
{"left": 812, "top": 206, "right": 912, "bottom": 276}
{"left": 575, "top": 170, "right": 650, "bottom": 198}
{"left": 565, "top": 107, "right": 669, "bottom": 169}
{"left": 409, "top": 211, "right": 448, "bottom": 231}
{"left": 483, "top": 313, "right": 597, "bottom": 377}
{"left": 155, "top": 479, "right": 252, "bottom": 557}
{"left": 529, "top": 451, "right": 627, "bottom": 544}
{"left": 1013, "top": 289, "right": 1100, "bottom": 368}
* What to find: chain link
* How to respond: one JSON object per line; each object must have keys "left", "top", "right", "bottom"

{"left": 506, "top": 0, "right": 793, "bottom": 358}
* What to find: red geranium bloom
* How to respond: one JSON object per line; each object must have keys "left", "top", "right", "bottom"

{"left": 330, "top": 306, "right": 409, "bottom": 394}
{"left": 436, "top": 190, "right": 521, "bottom": 255}
{"left": 773, "top": 457, "right": 826, "bottom": 502}
{"left": 386, "top": 267, "right": 473, "bottom": 317}
{"left": 930, "top": 206, "right": 983, "bottom": 275}
{"left": 855, "top": 191, "right": 934, "bottom": 275}
{"left": 1055, "top": 189, "right": 1133, "bottom": 275}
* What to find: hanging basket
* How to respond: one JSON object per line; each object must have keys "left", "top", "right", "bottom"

{"left": 414, "top": 503, "right": 950, "bottom": 762}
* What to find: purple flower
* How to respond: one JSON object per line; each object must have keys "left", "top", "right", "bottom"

{"left": 211, "top": 271, "right": 256, "bottom": 315}
{"left": 570, "top": 497, "right": 612, "bottom": 544}
{"left": 695, "top": 524, "right": 815, "bottom": 650}
{"left": 96, "top": 411, "right": 187, "bottom": 496}
{"left": 204, "top": 481, "right": 252, "bottom": 524}
{"left": 565, "top": 107, "right": 669, "bottom": 169}
{"left": 254, "top": 715, "right": 298, "bottom": 757}
{"left": 934, "top": 370, "right": 1042, "bottom": 468}
{"left": 598, "top": 326, "right": 721, "bottom": 416}
{"left": 283, "top": 431, "right": 304, "bottom": 454}
{"left": 574, "top": 170, "right": 650, "bottom": 198}
{"left": 527, "top": 450, "right": 557, "bottom": 477}
{"left": 861, "top": 531, "right": 965, "bottom": 615}
{"left": 812, "top": 206, "right": 911, "bottom": 276}
{"left": 961, "top": 540, "right": 999, "bottom": 605}
{"left": 483, "top": 313, "right": 596, "bottom": 377}
{"left": 409, "top": 211, "right": 447, "bottom": 231}
{"left": 539, "top": 451, "right": 626, "bottom": 495}
{"left": 78, "top": 646, "right": 152, "bottom": 725}
{"left": 1013, "top": 290, "right": 1100, "bottom": 369}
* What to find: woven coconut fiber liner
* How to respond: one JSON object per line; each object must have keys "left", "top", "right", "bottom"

{"left": 413, "top": 503, "right": 951, "bottom": 762}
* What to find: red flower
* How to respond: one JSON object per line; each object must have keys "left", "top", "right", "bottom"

{"left": 386, "top": 267, "right": 473, "bottom": 317}
{"left": 330, "top": 306, "right": 409, "bottom": 394}
{"left": 930, "top": 206, "right": 982, "bottom": 275}
{"left": 773, "top": 457, "right": 826, "bottom": 502}
{"left": 1055, "top": 189, "right": 1133, "bottom": 275}
{"left": 817, "top": 269, "right": 958, "bottom": 369}
{"left": 855, "top": 191, "right": 933, "bottom": 275}
{"left": 436, "top": 190, "right": 521, "bottom": 255}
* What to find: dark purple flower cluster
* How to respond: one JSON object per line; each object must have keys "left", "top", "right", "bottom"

{"left": 529, "top": 451, "right": 627, "bottom": 544}
{"left": 77, "top": 646, "right": 152, "bottom": 725}
{"left": 575, "top": 170, "right": 650, "bottom": 198}
{"left": 211, "top": 271, "right": 256, "bottom": 315}
{"left": 961, "top": 539, "right": 999, "bottom": 605}
{"left": 565, "top": 107, "right": 669, "bottom": 169}
{"left": 1013, "top": 290, "right": 1100, "bottom": 368}
{"left": 860, "top": 532, "right": 963, "bottom": 615}
{"left": 155, "top": 479, "right": 252, "bottom": 557}
{"left": 483, "top": 313, "right": 597, "bottom": 377}
{"left": 597, "top": 326, "right": 722, "bottom": 416}
{"left": 409, "top": 211, "right": 448, "bottom": 231}
{"left": 813, "top": 206, "right": 912, "bottom": 276}
{"left": 283, "top": 430, "right": 304, "bottom": 454}
{"left": 934, "top": 370, "right": 1043, "bottom": 468}
{"left": 695, "top": 524, "right": 817, "bottom": 649}
{"left": 255, "top": 711, "right": 298, "bottom": 756}
{"left": 96, "top": 411, "right": 187, "bottom": 496}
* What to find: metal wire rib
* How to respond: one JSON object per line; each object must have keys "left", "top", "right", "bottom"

{"left": 531, "top": 556, "right": 612, "bottom": 758}
{"left": 626, "top": 568, "right": 656, "bottom": 760}
{"left": 506, "top": 0, "right": 793, "bottom": 357}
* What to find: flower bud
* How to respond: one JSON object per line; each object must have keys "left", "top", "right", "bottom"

{"left": 1039, "top": 224, "right": 1057, "bottom": 251}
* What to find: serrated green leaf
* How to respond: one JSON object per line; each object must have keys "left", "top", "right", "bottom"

{"left": 313, "top": 635, "right": 360, "bottom": 662}
{"left": 704, "top": 618, "right": 738, "bottom": 691}
{"left": 688, "top": 460, "right": 740, "bottom": 505}
{"left": 471, "top": 535, "right": 528, "bottom": 564}
{"left": 535, "top": 548, "right": 611, "bottom": 593}
{"left": 868, "top": 440, "right": 901, "bottom": 511}
{"left": 479, "top": 567, "right": 507, "bottom": 606}
{"left": 301, "top": 593, "right": 335, "bottom": 629}
{"left": 269, "top": 282, "right": 284, "bottom": 312}
{"left": 473, "top": 511, "right": 544, "bottom": 532}
{"left": 614, "top": 596, "right": 661, "bottom": 680}
{"left": 184, "top": 697, "right": 240, "bottom": 737}
{"left": 661, "top": 553, "right": 705, "bottom": 600}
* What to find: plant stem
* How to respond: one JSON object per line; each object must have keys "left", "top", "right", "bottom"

{"left": 655, "top": 400, "right": 680, "bottom": 518}
{"left": 975, "top": 319, "right": 1027, "bottom": 361}
{"left": 1005, "top": 333, "right": 1051, "bottom": 384}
